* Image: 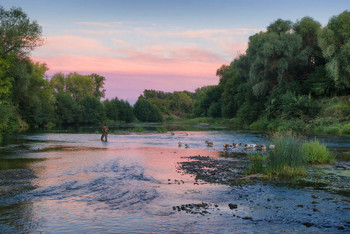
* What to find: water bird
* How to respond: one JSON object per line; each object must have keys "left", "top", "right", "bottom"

{"left": 205, "top": 140, "right": 213, "bottom": 147}
{"left": 244, "top": 144, "right": 257, "bottom": 149}
{"left": 178, "top": 142, "right": 182, "bottom": 147}
{"left": 269, "top": 144, "right": 275, "bottom": 150}
{"left": 185, "top": 144, "right": 190, "bottom": 148}
{"left": 260, "top": 144, "right": 267, "bottom": 151}
{"left": 223, "top": 144, "right": 231, "bottom": 150}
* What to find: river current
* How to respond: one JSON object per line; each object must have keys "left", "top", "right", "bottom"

{"left": 0, "top": 130, "right": 349, "bottom": 233}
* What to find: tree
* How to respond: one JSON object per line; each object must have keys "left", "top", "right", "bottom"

{"left": 54, "top": 92, "right": 77, "bottom": 126}
{"left": 50, "top": 73, "right": 65, "bottom": 93}
{"left": 77, "top": 96, "right": 104, "bottom": 124}
{"left": 318, "top": 10, "right": 350, "bottom": 92}
{"left": 0, "top": 6, "right": 43, "bottom": 58}
{"left": 90, "top": 73, "right": 106, "bottom": 100}
{"left": 133, "top": 96, "right": 162, "bottom": 122}
{"left": 65, "top": 73, "right": 95, "bottom": 101}
{"left": 16, "top": 61, "right": 55, "bottom": 127}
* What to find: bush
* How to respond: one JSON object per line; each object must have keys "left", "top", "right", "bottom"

{"left": 277, "top": 119, "right": 309, "bottom": 133}
{"left": 302, "top": 139, "right": 335, "bottom": 164}
{"left": 341, "top": 122, "right": 350, "bottom": 134}
{"left": 250, "top": 117, "right": 269, "bottom": 130}
{"left": 266, "top": 135, "right": 306, "bottom": 177}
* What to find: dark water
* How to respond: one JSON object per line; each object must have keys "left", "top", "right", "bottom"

{"left": 0, "top": 129, "right": 349, "bottom": 233}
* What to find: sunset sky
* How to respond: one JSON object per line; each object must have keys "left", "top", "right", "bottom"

{"left": 2, "top": 0, "right": 349, "bottom": 103}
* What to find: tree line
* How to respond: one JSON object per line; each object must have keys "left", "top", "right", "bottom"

{"left": 0, "top": 6, "right": 136, "bottom": 137}
{"left": 1, "top": 6, "right": 349, "bottom": 137}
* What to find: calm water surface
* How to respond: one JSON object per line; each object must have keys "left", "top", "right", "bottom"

{"left": 0, "top": 130, "right": 349, "bottom": 233}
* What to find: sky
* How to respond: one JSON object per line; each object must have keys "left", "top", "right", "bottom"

{"left": 1, "top": 0, "right": 349, "bottom": 103}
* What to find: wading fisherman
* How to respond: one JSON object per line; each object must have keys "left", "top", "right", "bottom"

{"left": 101, "top": 123, "right": 109, "bottom": 142}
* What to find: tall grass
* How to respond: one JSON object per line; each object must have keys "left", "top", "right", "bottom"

{"left": 301, "top": 139, "right": 335, "bottom": 164}
{"left": 247, "top": 154, "right": 266, "bottom": 174}
{"left": 266, "top": 135, "right": 306, "bottom": 177}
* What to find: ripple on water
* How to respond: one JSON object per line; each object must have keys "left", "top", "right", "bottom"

{"left": 21, "top": 159, "right": 160, "bottom": 211}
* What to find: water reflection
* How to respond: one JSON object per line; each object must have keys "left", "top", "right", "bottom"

{"left": 0, "top": 129, "right": 349, "bottom": 232}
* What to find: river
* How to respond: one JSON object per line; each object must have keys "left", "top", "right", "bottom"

{"left": 0, "top": 127, "right": 349, "bottom": 233}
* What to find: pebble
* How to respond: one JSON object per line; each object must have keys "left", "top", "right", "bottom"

{"left": 228, "top": 203, "right": 238, "bottom": 209}
{"left": 302, "top": 222, "right": 314, "bottom": 227}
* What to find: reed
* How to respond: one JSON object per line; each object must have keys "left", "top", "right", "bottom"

{"left": 266, "top": 135, "right": 306, "bottom": 177}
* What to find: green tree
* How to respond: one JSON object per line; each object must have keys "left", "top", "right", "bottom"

{"left": 77, "top": 96, "right": 104, "bottom": 124}
{"left": 65, "top": 73, "right": 95, "bottom": 101}
{"left": 318, "top": 10, "right": 350, "bottom": 92}
{"left": 90, "top": 73, "right": 106, "bottom": 100}
{"left": 54, "top": 92, "right": 77, "bottom": 126}
{"left": 0, "top": 6, "right": 43, "bottom": 58}
{"left": 16, "top": 61, "right": 55, "bottom": 127}
{"left": 133, "top": 96, "right": 162, "bottom": 122}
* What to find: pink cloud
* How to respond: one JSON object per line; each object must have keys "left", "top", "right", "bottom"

{"left": 36, "top": 35, "right": 114, "bottom": 56}
{"left": 34, "top": 52, "right": 225, "bottom": 77}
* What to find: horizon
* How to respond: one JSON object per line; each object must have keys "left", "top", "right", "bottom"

{"left": 1, "top": 0, "right": 349, "bottom": 104}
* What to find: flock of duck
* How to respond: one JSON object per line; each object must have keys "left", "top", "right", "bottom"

{"left": 178, "top": 140, "right": 275, "bottom": 151}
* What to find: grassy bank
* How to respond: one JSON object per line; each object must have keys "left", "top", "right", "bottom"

{"left": 248, "top": 97, "right": 350, "bottom": 136}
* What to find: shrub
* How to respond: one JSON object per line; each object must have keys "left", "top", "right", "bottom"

{"left": 277, "top": 119, "right": 309, "bottom": 133}
{"left": 341, "top": 123, "right": 350, "bottom": 134}
{"left": 302, "top": 139, "right": 335, "bottom": 164}
{"left": 250, "top": 117, "right": 269, "bottom": 130}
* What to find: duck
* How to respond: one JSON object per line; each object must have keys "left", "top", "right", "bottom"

{"left": 232, "top": 143, "right": 237, "bottom": 148}
{"left": 269, "top": 144, "right": 275, "bottom": 150}
{"left": 223, "top": 144, "right": 231, "bottom": 150}
{"left": 205, "top": 140, "right": 213, "bottom": 147}
{"left": 244, "top": 144, "right": 257, "bottom": 149}
{"left": 178, "top": 142, "right": 182, "bottom": 147}
{"left": 260, "top": 144, "right": 267, "bottom": 151}
{"left": 185, "top": 144, "right": 190, "bottom": 148}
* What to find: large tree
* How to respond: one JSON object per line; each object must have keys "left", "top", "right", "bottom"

{"left": 318, "top": 10, "right": 350, "bottom": 92}
{"left": 0, "top": 6, "right": 43, "bottom": 58}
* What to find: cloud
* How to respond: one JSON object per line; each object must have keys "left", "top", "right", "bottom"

{"left": 75, "top": 21, "right": 135, "bottom": 27}
{"left": 36, "top": 35, "right": 115, "bottom": 56}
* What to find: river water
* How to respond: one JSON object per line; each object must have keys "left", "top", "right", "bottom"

{"left": 0, "top": 128, "right": 349, "bottom": 233}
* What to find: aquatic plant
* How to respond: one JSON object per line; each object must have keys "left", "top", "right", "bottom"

{"left": 247, "top": 154, "right": 266, "bottom": 174}
{"left": 266, "top": 135, "right": 306, "bottom": 177}
{"left": 301, "top": 139, "right": 335, "bottom": 164}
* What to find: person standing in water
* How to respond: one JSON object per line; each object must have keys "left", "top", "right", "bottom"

{"left": 101, "top": 123, "right": 109, "bottom": 142}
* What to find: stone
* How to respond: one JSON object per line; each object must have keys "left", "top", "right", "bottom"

{"left": 302, "top": 222, "right": 314, "bottom": 227}
{"left": 228, "top": 203, "right": 238, "bottom": 209}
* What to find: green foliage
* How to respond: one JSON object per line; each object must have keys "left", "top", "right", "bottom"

{"left": 104, "top": 98, "right": 135, "bottom": 123}
{"left": 14, "top": 61, "right": 55, "bottom": 127}
{"left": 266, "top": 135, "right": 306, "bottom": 177}
{"left": 77, "top": 96, "right": 104, "bottom": 125}
{"left": 342, "top": 123, "right": 350, "bottom": 134}
{"left": 248, "top": 154, "right": 266, "bottom": 174}
{"left": 301, "top": 139, "right": 335, "bottom": 164}
{"left": 54, "top": 92, "right": 77, "bottom": 126}
{"left": 133, "top": 96, "right": 163, "bottom": 122}
{"left": 0, "top": 6, "right": 43, "bottom": 58}
{"left": 318, "top": 11, "right": 350, "bottom": 92}
{"left": 0, "top": 103, "right": 19, "bottom": 134}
